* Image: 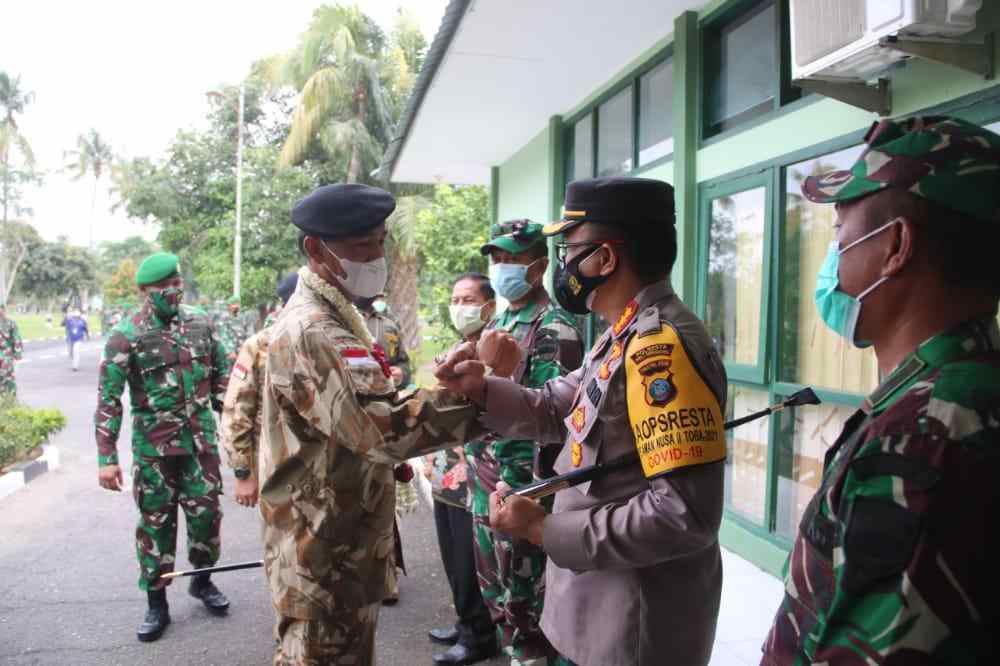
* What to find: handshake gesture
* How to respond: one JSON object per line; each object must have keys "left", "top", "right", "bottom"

{"left": 434, "top": 329, "right": 521, "bottom": 405}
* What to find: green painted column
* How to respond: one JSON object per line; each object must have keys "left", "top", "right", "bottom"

{"left": 489, "top": 166, "right": 500, "bottom": 226}
{"left": 672, "top": 10, "right": 699, "bottom": 304}
{"left": 546, "top": 115, "right": 565, "bottom": 294}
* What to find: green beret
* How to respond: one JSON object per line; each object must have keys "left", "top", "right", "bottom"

{"left": 135, "top": 253, "right": 180, "bottom": 286}
{"left": 227, "top": 296, "right": 240, "bottom": 306}
{"left": 480, "top": 219, "right": 545, "bottom": 255}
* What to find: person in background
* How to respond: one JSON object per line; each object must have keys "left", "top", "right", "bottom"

{"left": 216, "top": 296, "right": 254, "bottom": 361}
{"left": 0, "top": 303, "right": 23, "bottom": 396}
{"left": 95, "top": 252, "right": 232, "bottom": 643}
{"left": 64, "top": 309, "right": 89, "bottom": 371}
{"left": 760, "top": 116, "right": 1000, "bottom": 664}
{"left": 466, "top": 220, "right": 584, "bottom": 666}
{"left": 221, "top": 272, "right": 299, "bottom": 509}
{"left": 426, "top": 273, "right": 498, "bottom": 665}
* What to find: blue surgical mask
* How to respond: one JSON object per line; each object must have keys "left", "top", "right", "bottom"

{"left": 814, "top": 219, "right": 897, "bottom": 348}
{"left": 489, "top": 261, "right": 537, "bottom": 301}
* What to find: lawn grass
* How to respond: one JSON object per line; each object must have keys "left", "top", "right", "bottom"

{"left": 10, "top": 314, "right": 103, "bottom": 342}
{"left": 411, "top": 324, "right": 456, "bottom": 388}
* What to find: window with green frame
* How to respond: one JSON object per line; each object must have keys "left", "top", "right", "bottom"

{"left": 697, "top": 141, "right": 879, "bottom": 544}
{"left": 701, "top": 0, "right": 799, "bottom": 140}
{"left": 565, "top": 54, "right": 675, "bottom": 181}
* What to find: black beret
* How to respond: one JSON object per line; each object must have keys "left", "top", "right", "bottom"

{"left": 543, "top": 177, "right": 675, "bottom": 236}
{"left": 291, "top": 183, "right": 396, "bottom": 238}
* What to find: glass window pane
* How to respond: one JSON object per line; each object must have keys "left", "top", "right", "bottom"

{"left": 597, "top": 86, "right": 634, "bottom": 176}
{"left": 781, "top": 145, "right": 880, "bottom": 393}
{"left": 706, "top": 187, "right": 766, "bottom": 366}
{"left": 639, "top": 60, "right": 674, "bottom": 165}
{"left": 705, "top": 1, "right": 776, "bottom": 134}
{"left": 724, "top": 385, "right": 770, "bottom": 524}
{"left": 774, "top": 400, "right": 856, "bottom": 540}
{"left": 573, "top": 115, "right": 593, "bottom": 180}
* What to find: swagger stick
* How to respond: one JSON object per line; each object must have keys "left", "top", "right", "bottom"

{"left": 165, "top": 390, "right": 822, "bottom": 579}
{"left": 159, "top": 559, "right": 263, "bottom": 579}
{"left": 508, "top": 387, "right": 820, "bottom": 502}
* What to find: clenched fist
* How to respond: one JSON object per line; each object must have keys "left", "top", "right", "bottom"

{"left": 476, "top": 330, "right": 521, "bottom": 377}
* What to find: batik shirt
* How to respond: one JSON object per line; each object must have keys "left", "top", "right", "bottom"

{"left": 95, "top": 303, "right": 231, "bottom": 465}
{"left": 762, "top": 315, "right": 1000, "bottom": 664}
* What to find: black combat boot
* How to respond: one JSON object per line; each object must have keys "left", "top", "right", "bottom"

{"left": 137, "top": 588, "right": 170, "bottom": 642}
{"left": 188, "top": 574, "right": 230, "bottom": 615}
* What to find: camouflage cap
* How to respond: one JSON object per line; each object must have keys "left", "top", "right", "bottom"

{"left": 802, "top": 116, "right": 1000, "bottom": 223}
{"left": 479, "top": 219, "right": 546, "bottom": 255}
{"left": 135, "top": 252, "right": 180, "bottom": 286}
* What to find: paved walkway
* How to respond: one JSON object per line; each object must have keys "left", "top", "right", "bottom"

{"left": 710, "top": 549, "right": 783, "bottom": 665}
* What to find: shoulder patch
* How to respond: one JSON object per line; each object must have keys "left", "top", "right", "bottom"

{"left": 625, "top": 323, "right": 726, "bottom": 479}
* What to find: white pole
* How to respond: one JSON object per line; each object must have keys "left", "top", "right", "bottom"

{"left": 234, "top": 83, "right": 245, "bottom": 300}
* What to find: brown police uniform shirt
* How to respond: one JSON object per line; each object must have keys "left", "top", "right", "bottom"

{"left": 482, "top": 281, "right": 728, "bottom": 666}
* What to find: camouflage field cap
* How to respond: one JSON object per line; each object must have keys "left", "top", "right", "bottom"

{"left": 135, "top": 252, "right": 180, "bottom": 286}
{"left": 479, "top": 219, "right": 545, "bottom": 255}
{"left": 802, "top": 116, "right": 1000, "bottom": 223}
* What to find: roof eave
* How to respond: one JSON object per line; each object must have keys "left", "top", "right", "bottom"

{"left": 376, "top": 0, "right": 471, "bottom": 184}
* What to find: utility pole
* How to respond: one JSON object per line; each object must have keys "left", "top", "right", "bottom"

{"left": 234, "top": 83, "right": 245, "bottom": 300}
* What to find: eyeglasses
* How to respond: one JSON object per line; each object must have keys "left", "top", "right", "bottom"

{"left": 555, "top": 239, "right": 624, "bottom": 263}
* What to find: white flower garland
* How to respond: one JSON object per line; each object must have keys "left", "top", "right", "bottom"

{"left": 298, "top": 266, "right": 374, "bottom": 350}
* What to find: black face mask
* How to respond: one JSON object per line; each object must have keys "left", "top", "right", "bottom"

{"left": 554, "top": 245, "right": 611, "bottom": 315}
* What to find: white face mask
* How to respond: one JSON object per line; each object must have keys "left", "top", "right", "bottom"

{"left": 322, "top": 242, "right": 388, "bottom": 299}
{"left": 449, "top": 302, "right": 490, "bottom": 337}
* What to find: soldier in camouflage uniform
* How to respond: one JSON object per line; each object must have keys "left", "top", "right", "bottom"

{"left": 0, "top": 304, "right": 23, "bottom": 396}
{"left": 216, "top": 295, "right": 255, "bottom": 360}
{"left": 95, "top": 252, "right": 233, "bottom": 643}
{"left": 761, "top": 117, "right": 1000, "bottom": 663}
{"left": 220, "top": 273, "right": 298, "bottom": 509}
{"left": 465, "top": 221, "right": 583, "bottom": 666}
{"left": 260, "top": 183, "right": 484, "bottom": 665}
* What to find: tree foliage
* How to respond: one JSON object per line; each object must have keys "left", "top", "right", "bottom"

{"left": 103, "top": 258, "right": 138, "bottom": 303}
{"left": 16, "top": 237, "right": 97, "bottom": 307}
{"left": 413, "top": 185, "right": 491, "bottom": 337}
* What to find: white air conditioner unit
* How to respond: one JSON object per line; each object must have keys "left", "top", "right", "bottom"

{"left": 791, "top": 0, "right": 983, "bottom": 82}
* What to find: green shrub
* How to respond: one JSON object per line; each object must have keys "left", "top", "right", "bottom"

{"left": 0, "top": 397, "right": 67, "bottom": 469}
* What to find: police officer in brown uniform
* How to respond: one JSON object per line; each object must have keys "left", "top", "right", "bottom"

{"left": 438, "top": 177, "right": 728, "bottom": 666}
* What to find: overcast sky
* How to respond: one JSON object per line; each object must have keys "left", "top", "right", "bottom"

{"left": 0, "top": 0, "right": 445, "bottom": 247}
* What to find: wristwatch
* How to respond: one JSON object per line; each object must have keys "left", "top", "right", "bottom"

{"left": 233, "top": 468, "right": 252, "bottom": 480}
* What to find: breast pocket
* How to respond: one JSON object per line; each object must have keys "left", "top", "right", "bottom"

{"left": 136, "top": 338, "right": 181, "bottom": 407}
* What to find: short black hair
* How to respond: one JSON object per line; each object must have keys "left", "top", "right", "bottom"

{"left": 588, "top": 221, "right": 676, "bottom": 282}
{"left": 453, "top": 272, "right": 494, "bottom": 301}
{"left": 865, "top": 189, "right": 999, "bottom": 295}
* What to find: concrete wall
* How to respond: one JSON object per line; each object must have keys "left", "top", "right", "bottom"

{"left": 497, "top": 127, "right": 552, "bottom": 223}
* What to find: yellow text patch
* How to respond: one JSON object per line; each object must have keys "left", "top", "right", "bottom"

{"left": 625, "top": 324, "right": 726, "bottom": 478}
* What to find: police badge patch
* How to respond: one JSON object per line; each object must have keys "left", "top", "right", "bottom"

{"left": 640, "top": 359, "right": 676, "bottom": 406}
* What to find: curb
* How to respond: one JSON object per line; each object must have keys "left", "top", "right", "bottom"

{"left": 0, "top": 445, "right": 61, "bottom": 501}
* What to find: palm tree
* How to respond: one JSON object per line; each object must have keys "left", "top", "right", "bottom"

{"left": 266, "top": 4, "right": 393, "bottom": 182}
{"left": 0, "top": 72, "right": 35, "bottom": 224}
{"left": 64, "top": 129, "right": 115, "bottom": 249}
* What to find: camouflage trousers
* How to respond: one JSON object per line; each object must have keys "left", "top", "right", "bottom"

{"left": 0, "top": 365, "right": 16, "bottom": 397}
{"left": 469, "top": 456, "right": 555, "bottom": 665}
{"left": 132, "top": 453, "right": 223, "bottom": 591}
{"left": 274, "top": 604, "right": 379, "bottom": 666}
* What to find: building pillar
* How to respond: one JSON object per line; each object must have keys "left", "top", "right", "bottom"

{"left": 672, "top": 10, "right": 699, "bottom": 303}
